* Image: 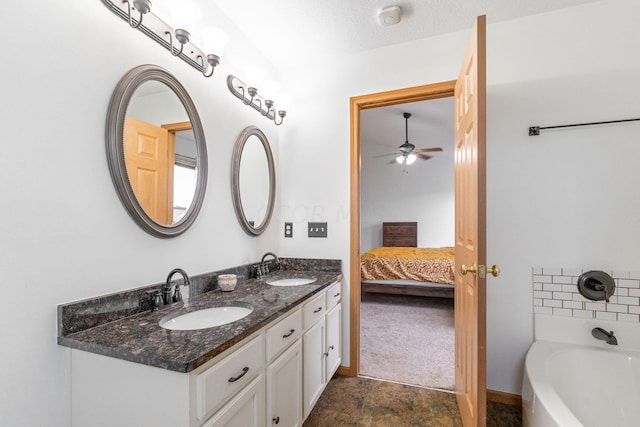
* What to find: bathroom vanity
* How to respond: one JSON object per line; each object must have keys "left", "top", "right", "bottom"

{"left": 59, "top": 264, "right": 342, "bottom": 427}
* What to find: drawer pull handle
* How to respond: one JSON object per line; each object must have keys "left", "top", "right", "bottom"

{"left": 313, "top": 307, "right": 322, "bottom": 313}
{"left": 334, "top": 292, "right": 340, "bottom": 297}
{"left": 282, "top": 329, "right": 295, "bottom": 338}
{"left": 228, "top": 367, "right": 249, "bottom": 383}
{"left": 273, "top": 416, "right": 280, "bottom": 424}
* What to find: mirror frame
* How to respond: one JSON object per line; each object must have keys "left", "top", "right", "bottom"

{"left": 106, "top": 64, "right": 208, "bottom": 238}
{"left": 231, "top": 126, "right": 276, "bottom": 236}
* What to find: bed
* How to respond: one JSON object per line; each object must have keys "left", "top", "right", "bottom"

{"left": 360, "top": 222, "right": 455, "bottom": 298}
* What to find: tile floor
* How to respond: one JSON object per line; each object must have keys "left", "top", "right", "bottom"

{"left": 303, "top": 376, "right": 522, "bottom": 427}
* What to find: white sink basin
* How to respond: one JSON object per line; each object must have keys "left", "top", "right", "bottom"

{"left": 159, "top": 306, "right": 253, "bottom": 331}
{"left": 266, "top": 277, "right": 316, "bottom": 287}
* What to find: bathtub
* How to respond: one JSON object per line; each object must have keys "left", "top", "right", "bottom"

{"left": 522, "top": 340, "right": 640, "bottom": 427}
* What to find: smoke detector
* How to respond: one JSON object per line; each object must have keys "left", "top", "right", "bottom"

{"left": 378, "top": 5, "right": 402, "bottom": 26}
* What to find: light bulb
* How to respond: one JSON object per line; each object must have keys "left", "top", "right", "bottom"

{"left": 262, "top": 80, "right": 281, "bottom": 101}
{"left": 171, "top": 0, "right": 200, "bottom": 31}
{"left": 395, "top": 155, "right": 405, "bottom": 164}
{"left": 405, "top": 153, "right": 417, "bottom": 165}
{"left": 277, "top": 93, "right": 292, "bottom": 111}
{"left": 201, "top": 27, "right": 229, "bottom": 56}
{"left": 244, "top": 66, "right": 264, "bottom": 89}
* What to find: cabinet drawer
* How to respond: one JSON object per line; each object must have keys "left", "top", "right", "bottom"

{"left": 266, "top": 308, "right": 303, "bottom": 361}
{"left": 303, "top": 292, "right": 326, "bottom": 330}
{"left": 325, "top": 281, "right": 341, "bottom": 310}
{"left": 195, "top": 335, "right": 264, "bottom": 421}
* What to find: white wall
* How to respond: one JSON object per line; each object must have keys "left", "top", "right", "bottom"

{"left": 279, "top": 0, "right": 640, "bottom": 394}
{"left": 0, "top": 1, "right": 281, "bottom": 425}
{"left": 360, "top": 104, "right": 455, "bottom": 252}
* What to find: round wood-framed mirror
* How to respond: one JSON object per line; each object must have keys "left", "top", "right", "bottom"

{"left": 105, "top": 64, "right": 208, "bottom": 238}
{"left": 231, "top": 126, "right": 276, "bottom": 236}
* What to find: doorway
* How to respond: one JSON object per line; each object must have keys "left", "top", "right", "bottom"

{"left": 348, "top": 80, "right": 457, "bottom": 379}
{"left": 358, "top": 97, "right": 456, "bottom": 390}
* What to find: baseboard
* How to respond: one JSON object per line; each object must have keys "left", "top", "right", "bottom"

{"left": 336, "top": 365, "right": 355, "bottom": 377}
{"left": 487, "top": 389, "right": 522, "bottom": 407}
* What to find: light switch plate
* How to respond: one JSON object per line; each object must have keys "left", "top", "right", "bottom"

{"left": 284, "top": 222, "right": 293, "bottom": 238}
{"left": 308, "top": 222, "right": 328, "bottom": 238}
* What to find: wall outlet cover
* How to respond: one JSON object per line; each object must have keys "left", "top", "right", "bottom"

{"left": 284, "top": 222, "right": 293, "bottom": 238}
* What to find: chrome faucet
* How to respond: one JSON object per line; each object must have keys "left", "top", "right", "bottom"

{"left": 165, "top": 268, "right": 191, "bottom": 304}
{"left": 256, "top": 252, "right": 279, "bottom": 278}
{"left": 592, "top": 327, "right": 618, "bottom": 345}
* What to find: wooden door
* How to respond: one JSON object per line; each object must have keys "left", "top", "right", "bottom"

{"left": 124, "top": 116, "right": 173, "bottom": 224}
{"left": 454, "top": 15, "right": 487, "bottom": 427}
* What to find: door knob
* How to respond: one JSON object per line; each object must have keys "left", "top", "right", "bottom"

{"left": 460, "top": 264, "right": 477, "bottom": 276}
{"left": 488, "top": 265, "right": 500, "bottom": 277}
{"left": 461, "top": 264, "right": 500, "bottom": 278}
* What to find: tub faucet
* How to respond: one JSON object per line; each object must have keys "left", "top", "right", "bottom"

{"left": 165, "top": 268, "right": 191, "bottom": 304}
{"left": 592, "top": 327, "right": 618, "bottom": 345}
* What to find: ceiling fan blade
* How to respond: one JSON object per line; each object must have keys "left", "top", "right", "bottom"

{"left": 416, "top": 153, "right": 432, "bottom": 160}
{"left": 372, "top": 153, "right": 399, "bottom": 158}
{"left": 388, "top": 158, "right": 398, "bottom": 164}
{"left": 414, "top": 147, "right": 443, "bottom": 153}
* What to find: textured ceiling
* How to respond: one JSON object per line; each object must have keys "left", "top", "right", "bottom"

{"left": 211, "top": 0, "right": 601, "bottom": 68}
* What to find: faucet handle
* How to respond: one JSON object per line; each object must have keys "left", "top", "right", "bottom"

{"left": 173, "top": 286, "right": 183, "bottom": 303}
{"left": 151, "top": 290, "right": 164, "bottom": 312}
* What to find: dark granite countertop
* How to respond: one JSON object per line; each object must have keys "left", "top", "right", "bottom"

{"left": 58, "top": 269, "right": 342, "bottom": 373}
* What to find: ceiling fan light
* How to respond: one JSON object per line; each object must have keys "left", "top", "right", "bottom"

{"left": 406, "top": 153, "right": 417, "bottom": 165}
{"left": 395, "top": 155, "right": 405, "bottom": 164}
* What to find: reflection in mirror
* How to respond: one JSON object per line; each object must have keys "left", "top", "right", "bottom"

{"left": 106, "top": 65, "right": 207, "bottom": 238}
{"left": 239, "top": 135, "right": 270, "bottom": 227}
{"left": 231, "top": 126, "right": 275, "bottom": 236}
{"left": 124, "top": 82, "right": 197, "bottom": 225}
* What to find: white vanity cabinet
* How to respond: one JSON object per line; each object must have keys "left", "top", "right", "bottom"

{"left": 203, "top": 374, "right": 265, "bottom": 427}
{"left": 302, "top": 281, "right": 342, "bottom": 420}
{"left": 68, "top": 280, "right": 342, "bottom": 427}
{"left": 325, "top": 281, "right": 342, "bottom": 378}
{"left": 266, "top": 339, "right": 303, "bottom": 426}
{"left": 194, "top": 334, "right": 265, "bottom": 423}
{"left": 265, "top": 308, "right": 303, "bottom": 427}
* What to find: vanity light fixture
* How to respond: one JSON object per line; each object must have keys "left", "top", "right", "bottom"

{"left": 102, "top": 0, "right": 227, "bottom": 78}
{"left": 227, "top": 75, "right": 289, "bottom": 126}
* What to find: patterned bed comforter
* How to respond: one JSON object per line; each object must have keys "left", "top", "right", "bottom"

{"left": 360, "top": 246, "right": 455, "bottom": 285}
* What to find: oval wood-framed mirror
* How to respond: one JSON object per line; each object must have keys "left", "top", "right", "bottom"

{"left": 106, "top": 64, "right": 208, "bottom": 238}
{"left": 231, "top": 126, "right": 276, "bottom": 236}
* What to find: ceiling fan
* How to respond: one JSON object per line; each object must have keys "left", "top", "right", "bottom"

{"left": 374, "top": 112, "right": 443, "bottom": 165}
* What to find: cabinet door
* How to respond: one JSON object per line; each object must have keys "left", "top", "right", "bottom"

{"left": 266, "top": 340, "right": 302, "bottom": 427}
{"left": 325, "top": 303, "right": 341, "bottom": 379}
{"left": 302, "top": 320, "right": 325, "bottom": 419}
{"left": 203, "top": 374, "right": 265, "bottom": 427}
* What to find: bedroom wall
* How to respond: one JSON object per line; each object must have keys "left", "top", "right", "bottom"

{"left": 278, "top": 0, "right": 640, "bottom": 394}
{"left": 0, "top": 1, "right": 281, "bottom": 425}
{"left": 359, "top": 102, "right": 455, "bottom": 253}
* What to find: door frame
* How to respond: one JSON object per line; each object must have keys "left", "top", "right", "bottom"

{"left": 347, "top": 80, "right": 457, "bottom": 376}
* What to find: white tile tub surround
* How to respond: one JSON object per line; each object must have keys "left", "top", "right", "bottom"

{"left": 532, "top": 267, "right": 640, "bottom": 323}
{"left": 534, "top": 314, "right": 640, "bottom": 352}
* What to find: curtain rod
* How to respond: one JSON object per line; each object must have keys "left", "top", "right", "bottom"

{"left": 529, "top": 117, "right": 640, "bottom": 136}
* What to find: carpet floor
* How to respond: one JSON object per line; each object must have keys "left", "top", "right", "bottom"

{"left": 360, "top": 292, "right": 455, "bottom": 390}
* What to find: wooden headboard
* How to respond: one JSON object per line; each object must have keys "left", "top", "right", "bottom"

{"left": 382, "top": 222, "right": 417, "bottom": 247}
